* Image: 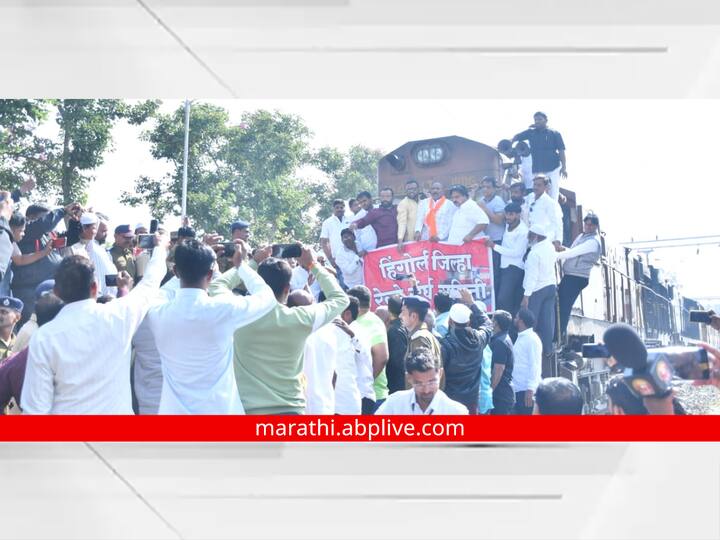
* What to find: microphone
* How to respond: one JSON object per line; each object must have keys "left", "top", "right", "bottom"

{"left": 603, "top": 324, "right": 648, "bottom": 371}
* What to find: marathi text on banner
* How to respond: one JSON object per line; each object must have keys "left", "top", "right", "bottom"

{"left": 363, "top": 240, "right": 495, "bottom": 310}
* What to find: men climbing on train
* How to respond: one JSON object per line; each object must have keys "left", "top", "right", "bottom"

{"left": 555, "top": 212, "right": 602, "bottom": 340}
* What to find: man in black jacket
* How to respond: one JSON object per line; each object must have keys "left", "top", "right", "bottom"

{"left": 385, "top": 295, "right": 409, "bottom": 394}
{"left": 439, "top": 290, "right": 493, "bottom": 414}
{"left": 12, "top": 201, "right": 80, "bottom": 325}
{"left": 489, "top": 310, "right": 515, "bottom": 414}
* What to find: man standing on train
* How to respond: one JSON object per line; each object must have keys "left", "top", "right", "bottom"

{"left": 352, "top": 191, "right": 378, "bottom": 253}
{"left": 555, "top": 213, "right": 602, "bottom": 341}
{"left": 447, "top": 185, "right": 489, "bottom": 245}
{"left": 524, "top": 175, "right": 563, "bottom": 250}
{"left": 396, "top": 180, "right": 419, "bottom": 252}
{"left": 350, "top": 187, "right": 398, "bottom": 248}
{"left": 414, "top": 181, "right": 455, "bottom": 242}
{"left": 521, "top": 223, "right": 557, "bottom": 377}
{"left": 477, "top": 176, "right": 506, "bottom": 299}
{"left": 484, "top": 202, "right": 528, "bottom": 318}
{"left": 512, "top": 111, "right": 567, "bottom": 200}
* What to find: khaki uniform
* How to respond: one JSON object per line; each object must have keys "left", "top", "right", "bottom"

{"left": 110, "top": 246, "right": 137, "bottom": 281}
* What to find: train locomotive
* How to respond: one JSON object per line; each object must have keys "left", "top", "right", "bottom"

{"left": 377, "top": 135, "right": 719, "bottom": 413}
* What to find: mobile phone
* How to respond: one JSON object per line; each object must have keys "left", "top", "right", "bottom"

{"left": 581, "top": 343, "right": 610, "bottom": 359}
{"left": 51, "top": 237, "right": 67, "bottom": 249}
{"left": 393, "top": 273, "right": 414, "bottom": 281}
{"left": 273, "top": 243, "right": 302, "bottom": 259}
{"left": 222, "top": 242, "right": 236, "bottom": 257}
{"left": 652, "top": 346, "right": 711, "bottom": 381}
{"left": 170, "top": 231, "right": 179, "bottom": 241}
{"left": 149, "top": 219, "right": 158, "bottom": 234}
{"left": 689, "top": 310, "right": 713, "bottom": 324}
{"left": 138, "top": 234, "right": 155, "bottom": 250}
{"left": 105, "top": 274, "right": 118, "bottom": 287}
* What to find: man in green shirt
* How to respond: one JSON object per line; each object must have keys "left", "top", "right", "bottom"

{"left": 209, "top": 246, "right": 348, "bottom": 415}
{"left": 347, "top": 286, "right": 389, "bottom": 413}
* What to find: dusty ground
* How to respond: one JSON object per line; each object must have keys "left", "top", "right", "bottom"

{"left": 673, "top": 383, "right": 720, "bottom": 414}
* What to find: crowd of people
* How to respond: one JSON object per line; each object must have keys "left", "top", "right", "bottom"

{"left": 0, "top": 111, "right": 716, "bottom": 416}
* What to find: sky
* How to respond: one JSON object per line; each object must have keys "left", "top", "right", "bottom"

{"left": 76, "top": 99, "right": 719, "bottom": 301}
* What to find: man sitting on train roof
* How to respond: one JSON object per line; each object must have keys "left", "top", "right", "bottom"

{"left": 512, "top": 111, "right": 567, "bottom": 201}
{"left": 396, "top": 180, "right": 419, "bottom": 253}
{"left": 414, "top": 181, "right": 455, "bottom": 243}
{"left": 446, "top": 185, "right": 489, "bottom": 245}
{"left": 350, "top": 187, "right": 398, "bottom": 249}
{"left": 555, "top": 212, "right": 602, "bottom": 341}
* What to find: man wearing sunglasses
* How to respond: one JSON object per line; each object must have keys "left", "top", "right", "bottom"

{"left": 375, "top": 347, "right": 468, "bottom": 415}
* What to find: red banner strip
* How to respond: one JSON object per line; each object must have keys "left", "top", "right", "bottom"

{"left": 1, "top": 416, "right": 719, "bottom": 442}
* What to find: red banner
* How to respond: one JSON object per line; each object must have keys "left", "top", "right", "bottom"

{"left": 363, "top": 240, "right": 495, "bottom": 310}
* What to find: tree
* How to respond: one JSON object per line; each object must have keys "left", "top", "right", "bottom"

{"left": 124, "top": 105, "right": 382, "bottom": 245}
{"left": 226, "top": 110, "right": 323, "bottom": 243}
{"left": 1, "top": 99, "right": 158, "bottom": 204}
{"left": 312, "top": 144, "right": 383, "bottom": 223}
{"left": 54, "top": 99, "right": 159, "bottom": 204}
{"left": 0, "top": 99, "right": 57, "bottom": 195}
{"left": 121, "top": 102, "right": 235, "bottom": 234}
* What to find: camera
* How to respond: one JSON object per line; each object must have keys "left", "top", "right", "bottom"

{"left": 272, "top": 243, "right": 302, "bottom": 259}
{"left": 689, "top": 310, "right": 713, "bottom": 324}
{"left": 585, "top": 324, "right": 711, "bottom": 399}
{"left": 105, "top": 274, "right": 118, "bottom": 287}
{"left": 221, "top": 242, "right": 236, "bottom": 258}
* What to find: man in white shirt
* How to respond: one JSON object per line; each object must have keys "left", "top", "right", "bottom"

{"left": 288, "top": 289, "right": 337, "bottom": 415}
{"left": 289, "top": 254, "right": 322, "bottom": 300}
{"left": 65, "top": 213, "right": 118, "bottom": 297}
{"left": 131, "top": 276, "right": 179, "bottom": 414}
{"left": 147, "top": 239, "right": 276, "bottom": 414}
{"left": 525, "top": 175, "right": 563, "bottom": 248}
{"left": 556, "top": 213, "right": 602, "bottom": 340}
{"left": 334, "top": 229, "right": 364, "bottom": 288}
{"left": 520, "top": 223, "right": 558, "bottom": 377}
{"left": 320, "top": 199, "right": 350, "bottom": 271}
{"left": 376, "top": 347, "right": 468, "bottom": 415}
{"left": 485, "top": 203, "right": 529, "bottom": 317}
{"left": 332, "top": 297, "right": 368, "bottom": 415}
{"left": 511, "top": 308, "right": 543, "bottom": 415}
{"left": 477, "top": 176, "right": 506, "bottom": 298}
{"left": 352, "top": 191, "right": 378, "bottom": 253}
{"left": 21, "top": 232, "right": 170, "bottom": 414}
{"left": 414, "top": 181, "right": 455, "bottom": 242}
{"left": 447, "top": 185, "right": 489, "bottom": 245}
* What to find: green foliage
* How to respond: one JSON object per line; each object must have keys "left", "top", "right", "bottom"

{"left": 121, "top": 102, "right": 236, "bottom": 234}
{"left": 53, "top": 99, "right": 159, "bottom": 204}
{"left": 0, "top": 99, "right": 159, "bottom": 204}
{"left": 123, "top": 104, "right": 383, "bottom": 244}
{"left": 226, "top": 110, "right": 319, "bottom": 243}
{"left": 312, "top": 144, "right": 383, "bottom": 224}
{"left": 0, "top": 99, "right": 57, "bottom": 195}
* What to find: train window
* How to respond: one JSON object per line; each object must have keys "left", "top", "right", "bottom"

{"left": 413, "top": 143, "right": 445, "bottom": 165}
